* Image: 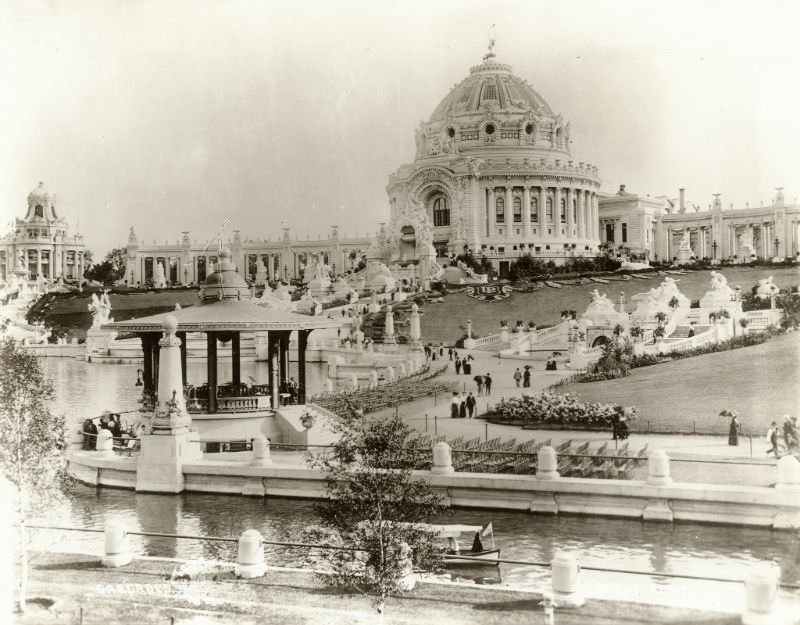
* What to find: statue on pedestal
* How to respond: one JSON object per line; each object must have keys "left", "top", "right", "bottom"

{"left": 88, "top": 291, "right": 113, "bottom": 328}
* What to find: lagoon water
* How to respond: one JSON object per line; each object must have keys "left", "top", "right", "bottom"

{"left": 39, "top": 357, "right": 800, "bottom": 612}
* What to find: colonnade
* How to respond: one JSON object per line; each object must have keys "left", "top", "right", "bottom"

{"left": 485, "top": 184, "right": 599, "bottom": 240}
{"left": 0, "top": 246, "right": 84, "bottom": 280}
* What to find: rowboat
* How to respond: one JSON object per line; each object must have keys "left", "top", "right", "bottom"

{"left": 632, "top": 274, "right": 652, "bottom": 280}
{"left": 544, "top": 281, "right": 562, "bottom": 289}
{"left": 589, "top": 277, "right": 610, "bottom": 284}
{"left": 433, "top": 523, "right": 500, "bottom": 567}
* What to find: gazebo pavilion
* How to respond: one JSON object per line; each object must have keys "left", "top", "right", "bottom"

{"left": 105, "top": 248, "right": 340, "bottom": 417}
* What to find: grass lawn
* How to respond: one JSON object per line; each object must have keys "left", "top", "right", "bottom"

{"left": 420, "top": 265, "right": 800, "bottom": 344}
{"left": 559, "top": 331, "right": 800, "bottom": 436}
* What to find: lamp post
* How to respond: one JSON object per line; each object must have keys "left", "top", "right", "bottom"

{"left": 774, "top": 237, "right": 780, "bottom": 258}
{"left": 712, "top": 240, "right": 717, "bottom": 259}
{"left": 283, "top": 265, "right": 288, "bottom": 281}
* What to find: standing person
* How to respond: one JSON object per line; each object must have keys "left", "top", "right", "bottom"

{"left": 450, "top": 392, "right": 460, "bottom": 419}
{"left": 439, "top": 343, "right": 444, "bottom": 358}
{"left": 523, "top": 365, "right": 531, "bottom": 388}
{"left": 455, "top": 357, "right": 462, "bottom": 374}
{"left": 484, "top": 373, "right": 493, "bottom": 396}
{"left": 459, "top": 394, "right": 467, "bottom": 419}
{"left": 513, "top": 368, "right": 522, "bottom": 388}
{"left": 728, "top": 413, "right": 740, "bottom": 446}
{"left": 474, "top": 374, "right": 484, "bottom": 396}
{"left": 466, "top": 392, "right": 476, "bottom": 418}
{"left": 448, "top": 347, "right": 453, "bottom": 361}
{"left": 766, "top": 421, "right": 779, "bottom": 458}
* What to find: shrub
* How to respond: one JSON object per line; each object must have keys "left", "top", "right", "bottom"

{"left": 489, "top": 393, "right": 637, "bottom": 429}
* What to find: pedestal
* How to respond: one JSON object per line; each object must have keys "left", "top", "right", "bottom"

{"left": 308, "top": 276, "right": 331, "bottom": 299}
{"left": 85, "top": 327, "right": 117, "bottom": 360}
{"left": 135, "top": 431, "right": 202, "bottom": 493}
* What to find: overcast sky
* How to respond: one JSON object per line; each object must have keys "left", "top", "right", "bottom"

{"left": 2, "top": 0, "right": 799, "bottom": 256}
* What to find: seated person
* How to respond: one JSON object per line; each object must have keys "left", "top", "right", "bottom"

{"left": 471, "top": 531, "right": 484, "bottom": 553}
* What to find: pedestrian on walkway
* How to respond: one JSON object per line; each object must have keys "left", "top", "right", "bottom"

{"left": 439, "top": 343, "right": 444, "bottom": 358}
{"left": 463, "top": 358, "right": 472, "bottom": 375}
{"left": 448, "top": 347, "right": 453, "bottom": 361}
{"left": 459, "top": 394, "right": 467, "bottom": 419}
{"left": 474, "top": 374, "right": 483, "bottom": 396}
{"left": 450, "top": 392, "right": 460, "bottom": 419}
{"left": 484, "top": 373, "right": 492, "bottom": 396}
{"left": 728, "top": 413, "right": 740, "bottom": 446}
{"left": 766, "top": 421, "right": 779, "bottom": 458}
{"left": 466, "top": 392, "right": 476, "bottom": 418}
{"left": 513, "top": 368, "right": 522, "bottom": 388}
{"left": 523, "top": 365, "right": 531, "bottom": 388}
{"left": 455, "top": 357, "right": 462, "bottom": 374}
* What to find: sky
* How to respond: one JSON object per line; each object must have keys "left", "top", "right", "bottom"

{"left": 1, "top": 0, "right": 799, "bottom": 257}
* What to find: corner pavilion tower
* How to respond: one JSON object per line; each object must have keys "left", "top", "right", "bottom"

{"left": 105, "top": 248, "right": 339, "bottom": 438}
{"left": 377, "top": 46, "right": 602, "bottom": 279}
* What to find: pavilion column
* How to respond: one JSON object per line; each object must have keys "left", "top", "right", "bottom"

{"left": 232, "top": 332, "right": 241, "bottom": 386}
{"left": 267, "top": 332, "right": 279, "bottom": 410}
{"left": 522, "top": 185, "right": 531, "bottom": 237}
{"left": 279, "top": 332, "right": 290, "bottom": 392}
{"left": 177, "top": 331, "right": 187, "bottom": 386}
{"left": 539, "top": 186, "right": 547, "bottom": 232}
{"left": 567, "top": 188, "right": 575, "bottom": 238}
{"left": 140, "top": 334, "right": 156, "bottom": 393}
{"left": 298, "top": 330, "right": 309, "bottom": 404}
{"left": 487, "top": 186, "right": 495, "bottom": 237}
{"left": 206, "top": 332, "right": 218, "bottom": 414}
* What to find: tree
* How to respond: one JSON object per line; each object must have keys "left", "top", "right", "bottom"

{"left": 0, "top": 339, "right": 67, "bottom": 612}
{"left": 84, "top": 247, "right": 127, "bottom": 285}
{"left": 308, "top": 403, "right": 446, "bottom": 615}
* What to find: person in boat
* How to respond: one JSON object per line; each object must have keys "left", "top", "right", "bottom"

{"left": 82, "top": 418, "right": 97, "bottom": 450}
{"left": 447, "top": 537, "right": 460, "bottom": 555}
{"left": 471, "top": 531, "right": 484, "bottom": 553}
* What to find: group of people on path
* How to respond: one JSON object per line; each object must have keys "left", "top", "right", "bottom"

{"left": 472, "top": 373, "right": 493, "bottom": 396}
{"left": 766, "top": 415, "right": 799, "bottom": 458}
{"left": 512, "top": 366, "right": 532, "bottom": 388}
{"left": 449, "top": 349, "right": 474, "bottom": 375}
{"left": 450, "top": 391, "right": 477, "bottom": 419}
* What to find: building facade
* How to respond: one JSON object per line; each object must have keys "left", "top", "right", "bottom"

{"left": 124, "top": 226, "right": 372, "bottom": 286}
{"left": 382, "top": 48, "right": 602, "bottom": 277}
{"left": 0, "top": 182, "right": 87, "bottom": 281}
{"left": 599, "top": 185, "right": 800, "bottom": 262}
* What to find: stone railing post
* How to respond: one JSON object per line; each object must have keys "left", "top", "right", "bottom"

{"left": 102, "top": 521, "right": 132, "bottom": 567}
{"left": 742, "top": 562, "right": 780, "bottom": 625}
{"left": 237, "top": 529, "right": 266, "bottom": 578}
{"left": 536, "top": 446, "right": 559, "bottom": 480}
{"left": 776, "top": 456, "right": 800, "bottom": 492}
{"left": 251, "top": 437, "right": 271, "bottom": 466}
{"left": 551, "top": 552, "right": 585, "bottom": 607}
{"left": 431, "top": 442, "right": 454, "bottom": 475}
{"left": 647, "top": 450, "right": 672, "bottom": 486}
{"left": 324, "top": 378, "right": 334, "bottom": 393}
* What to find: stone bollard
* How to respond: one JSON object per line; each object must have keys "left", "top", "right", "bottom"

{"left": 324, "top": 378, "right": 334, "bottom": 393}
{"left": 350, "top": 373, "right": 358, "bottom": 389}
{"left": 370, "top": 370, "right": 379, "bottom": 388}
{"left": 431, "top": 442, "right": 454, "bottom": 475}
{"left": 551, "top": 552, "right": 585, "bottom": 608}
{"left": 647, "top": 450, "right": 672, "bottom": 486}
{"left": 102, "top": 521, "right": 132, "bottom": 567}
{"left": 95, "top": 428, "right": 115, "bottom": 458}
{"left": 237, "top": 529, "right": 267, "bottom": 578}
{"left": 536, "top": 446, "right": 559, "bottom": 480}
{"left": 398, "top": 362, "right": 406, "bottom": 377}
{"left": 251, "top": 437, "right": 271, "bottom": 466}
{"left": 776, "top": 456, "right": 800, "bottom": 492}
{"left": 742, "top": 562, "right": 781, "bottom": 625}
{"left": 386, "top": 366, "right": 395, "bottom": 381}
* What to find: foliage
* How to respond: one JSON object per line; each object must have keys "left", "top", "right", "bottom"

{"left": 583, "top": 339, "right": 633, "bottom": 380}
{"left": 83, "top": 247, "right": 127, "bottom": 285}
{"left": 509, "top": 254, "right": 621, "bottom": 281}
{"left": 490, "top": 392, "right": 638, "bottom": 429}
{"left": 0, "top": 339, "right": 68, "bottom": 611}
{"left": 308, "top": 404, "right": 446, "bottom": 614}
{"left": 777, "top": 292, "right": 800, "bottom": 329}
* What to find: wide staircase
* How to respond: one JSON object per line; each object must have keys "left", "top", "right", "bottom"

{"left": 668, "top": 324, "right": 710, "bottom": 339}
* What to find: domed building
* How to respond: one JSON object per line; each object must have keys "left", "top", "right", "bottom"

{"left": 1, "top": 182, "right": 87, "bottom": 282}
{"left": 375, "top": 47, "right": 602, "bottom": 280}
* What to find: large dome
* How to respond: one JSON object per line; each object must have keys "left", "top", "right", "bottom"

{"left": 429, "top": 59, "right": 554, "bottom": 123}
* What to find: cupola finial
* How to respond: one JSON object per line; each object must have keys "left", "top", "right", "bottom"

{"left": 483, "top": 25, "right": 496, "bottom": 62}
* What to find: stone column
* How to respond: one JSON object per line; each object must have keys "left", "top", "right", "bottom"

{"left": 36, "top": 248, "right": 42, "bottom": 278}
{"left": 554, "top": 187, "right": 562, "bottom": 235}
{"left": 384, "top": 305, "right": 396, "bottom": 344}
{"left": 487, "top": 186, "right": 495, "bottom": 237}
{"left": 593, "top": 193, "right": 599, "bottom": 239}
{"left": 409, "top": 303, "right": 421, "bottom": 346}
{"left": 567, "top": 188, "right": 575, "bottom": 238}
{"left": 576, "top": 188, "right": 584, "bottom": 239}
{"left": 539, "top": 186, "right": 547, "bottom": 232}
{"left": 522, "top": 185, "right": 531, "bottom": 237}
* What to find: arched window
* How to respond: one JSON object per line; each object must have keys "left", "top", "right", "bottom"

{"left": 513, "top": 197, "right": 522, "bottom": 223}
{"left": 495, "top": 196, "right": 505, "bottom": 224}
{"left": 546, "top": 197, "right": 554, "bottom": 221}
{"left": 560, "top": 198, "right": 567, "bottom": 223}
{"left": 34, "top": 204, "right": 44, "bottom": 218}
{"left": 432, "top": 197, "right": 450, "bottom": 227}
{"left": 530, "top": 197, "right": 539, "bottom": 223}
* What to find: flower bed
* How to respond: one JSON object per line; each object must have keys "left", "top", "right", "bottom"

{"left": 487, "top": 393, "right": 637, "bottom": 430}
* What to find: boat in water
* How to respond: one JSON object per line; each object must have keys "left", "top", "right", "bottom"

{"left": 589, "top": 277, "right": 610, "bottom": 284}
{"left": 544, "top": 281, "right": 562, "bottom": 289}
{"left": 435, "top": 523, "right": 500, "bottom": 567}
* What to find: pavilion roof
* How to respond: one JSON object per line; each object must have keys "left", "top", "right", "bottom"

{"left": 103, "top": 299, "right": 341, "bottom": 333}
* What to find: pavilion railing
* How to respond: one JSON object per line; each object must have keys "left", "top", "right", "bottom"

{"left": 187, "top": 395, "right": 272, "bottom": 413}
